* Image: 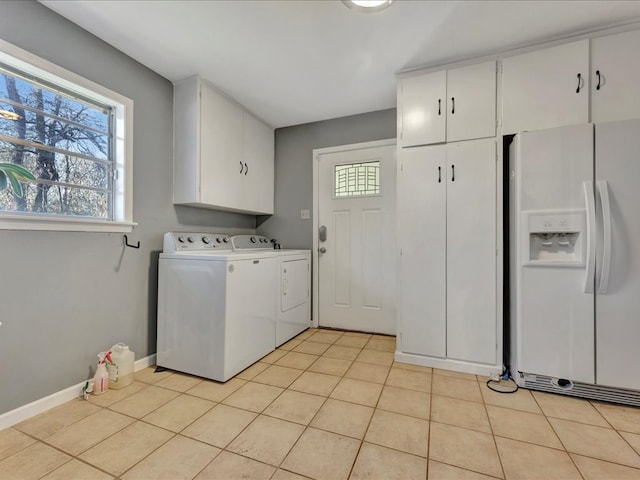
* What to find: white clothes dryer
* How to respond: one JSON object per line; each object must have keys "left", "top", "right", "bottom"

{"left": 232, "top": 235, "right": 311, "bottom": 346}
{"left": 157, "top": 232, "right": 278, "bottom": 382}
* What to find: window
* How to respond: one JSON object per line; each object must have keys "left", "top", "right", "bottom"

{"left": 334, "top": 161, "right": 380, "bottom": 197}
{"left": 0, "top": 39, "right": 134, "bottom": 232}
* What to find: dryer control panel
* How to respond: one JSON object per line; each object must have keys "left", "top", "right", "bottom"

{"left": 231, "top": 235, "right": 274, "bottom": 251}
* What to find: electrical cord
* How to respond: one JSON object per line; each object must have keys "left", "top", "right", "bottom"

{"left": 486, "top": 370, "right": 519, "bottom": 394}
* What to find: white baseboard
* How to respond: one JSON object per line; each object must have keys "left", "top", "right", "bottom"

{"left": 394, "top": 351, "right": 503, "bottom": 377}
{"left": 0, "top": 354, "right": 157, "bottom": 431}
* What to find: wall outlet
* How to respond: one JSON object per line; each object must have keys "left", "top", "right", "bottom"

{"left": 300, "top": 209, "right": 310, "bottom": 220}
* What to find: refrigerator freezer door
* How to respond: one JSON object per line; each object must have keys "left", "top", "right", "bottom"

{"left": 595, "top": 119, "right": 640, "bottom": 390}
{"left": 514, "top": 124, "right": 595, "bottom": 383}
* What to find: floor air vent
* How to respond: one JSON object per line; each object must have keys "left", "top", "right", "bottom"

{"left": 517, "top": 373, "right": 640, "bottom": 407}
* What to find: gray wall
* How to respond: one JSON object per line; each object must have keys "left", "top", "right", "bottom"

{"left": 257, "top": 109, "right": 397, "bottom": 249}
{"left": 0, "top": 1, "right": 254, "bottom": 415}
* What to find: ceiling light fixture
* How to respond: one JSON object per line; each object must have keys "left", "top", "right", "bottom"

{"left": 342, "top": 0, "right": 394, "bottom": 13}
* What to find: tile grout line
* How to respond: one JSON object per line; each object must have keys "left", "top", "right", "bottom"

{"left": 345, "top": 348, "right": 398, "bottom": 479}
{"left": 425, "top": 364, "right": 434, "bottom": 480}
{"left": 479, "top": 377, "right": 507, "bottom": 480}
{"left": 270, "top": 331, "right": 348, "bottom": 476}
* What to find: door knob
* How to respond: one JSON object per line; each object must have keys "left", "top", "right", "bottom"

{"left": 319, "top": 247, "right": 327, "bottom": 254}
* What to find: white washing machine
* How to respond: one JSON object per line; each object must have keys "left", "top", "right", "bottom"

{"left": 157, "top": 232, "right": 278, "bottom": 382}
{"left": 232, "top": 235, "right": 311, "bottom": 346}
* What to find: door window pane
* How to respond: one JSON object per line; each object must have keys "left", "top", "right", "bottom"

{"left": 334, "top": 161, "right": 379, "bottom": 197}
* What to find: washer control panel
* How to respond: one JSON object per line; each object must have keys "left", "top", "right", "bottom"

{"left": 163, "top": 232, "right": 232, "bottom": 253}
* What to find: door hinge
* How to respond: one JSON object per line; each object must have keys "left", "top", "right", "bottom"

{"left": 112, "top": 169, "right": 119, "bottom": 180}
{"left": 500, "top": 63, "right": 503, "bottom": 74}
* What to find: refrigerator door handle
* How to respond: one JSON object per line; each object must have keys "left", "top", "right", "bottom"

{"left": 584, "top": 181, "right": 596, "bottom": 294}
{"left": 597, "top": 180, "right": 612, "bottom": 294}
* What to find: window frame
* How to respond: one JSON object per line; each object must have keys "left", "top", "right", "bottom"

{"left": 0, "top": 38, "right": 135, "bottom": 232}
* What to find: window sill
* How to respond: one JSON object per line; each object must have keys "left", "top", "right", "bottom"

{"left": 0, "top": 214, "right": 137, "bottom": 233}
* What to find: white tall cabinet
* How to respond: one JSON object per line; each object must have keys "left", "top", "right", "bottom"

{"left": 174, "top": 76, "right": 274, "bottom": 215}
{"left": 397, "top": 139, "right": 498, "bottom": 372}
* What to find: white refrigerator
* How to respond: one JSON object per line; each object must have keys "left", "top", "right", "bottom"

{"left": 510, "top": 119, "right": 640, "bottom": 405}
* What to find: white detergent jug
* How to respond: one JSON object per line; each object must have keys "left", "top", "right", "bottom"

{"left": 107, "top": 343, "right": 135, "bottom": 389}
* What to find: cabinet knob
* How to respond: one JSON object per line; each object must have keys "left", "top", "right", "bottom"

{"left": 438, "top": 166, "right": 441, "bottom": 183}
{"left": 596, "top": 70, "right": 601, "bottom": 91}
{"left": 451, "top": 164, "right": 455, "bottom": 182}
{"left": 244, "top": 162, "right": 248, "bottom": 175}
{"left": 239, "top": 161, "right": 244, "bottom": 174}
{"left": 438, "top": 99, "right": 441, "bottom": 116}
{"left": 451, "top": 97, "right": 455, "bottom": 115}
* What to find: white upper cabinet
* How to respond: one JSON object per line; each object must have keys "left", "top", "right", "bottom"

{"left": 173, "top": 76, "right": 274, "bottom": 215}
{"left": 399, "top": 61, "right": 496, "bottom": 147}
{"left": 400, "top": 70, "right": 447, "bottom": 146}
{"left": 446, "top": 62, "right": 497, "bottom": 142}
{"left": 591, "top": 29, "right": 640, "bottom": 124}
{"left": 242, "top": 112, "right": 275, "bottom": 214}
{"left": 502, "top": 40, "right": 589, "bottom": 135}
{"left": 199, "top": 83, "right": 244, "bottom": 210}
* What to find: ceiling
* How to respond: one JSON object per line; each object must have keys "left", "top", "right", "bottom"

{"left": 40, "top": 0, "right": 640, "bottom": 128}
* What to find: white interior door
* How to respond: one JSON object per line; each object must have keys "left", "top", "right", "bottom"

{"left": 317, "top": 143, "right": 396, "bottom": 334}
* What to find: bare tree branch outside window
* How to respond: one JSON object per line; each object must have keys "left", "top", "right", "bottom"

{"left": 0, "top": 65, "right": 113, "bottom": 219}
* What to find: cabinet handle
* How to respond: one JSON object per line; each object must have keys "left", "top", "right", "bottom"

{"left": 239, "top": 161, "right": 244, "bottom": 174}
{"left": 438, "top": 99, "right": 441, "bottom": 115}
{"left": 596, "top": 70, "right": 601, "bottom": 90}
{"left": 451, "top": 164, "right": 455, "bottom": 182}
{"left": 576, "top": 73, "right": 582, "bottom": 93}
{"left": 244, "top": 162, "right": 248, "bottom": 175}
{"left": 451, "top": 97, "right": 455, "bottom": 114}
{"left": 438, "top": 166, "right": 441, "bottom": 183}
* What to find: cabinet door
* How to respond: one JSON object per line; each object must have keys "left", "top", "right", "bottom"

{"left": 400, "top": 71, "right": 446, "bottom": 147}
{"left": 591, "top": 30, "right": 640, "bottom": 123}
{"left": 199, "top": 82, "right": 243, "bottom": 209}
{"left": 446, "top": 139, "right": 496, "bottom": 364}
{"left": 397, "top": 145, "right": 446, "bottom": 357}
{"left": 447, "top": 61, "right": 496, "bottom": 142}
{"left": 502, "top": 40, "right": 589, "bottom": 135}
{"left": 243, "top": 112, "right": 274, "bottom": 214}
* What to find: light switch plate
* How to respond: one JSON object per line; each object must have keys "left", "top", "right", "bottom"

{"left": 300, "top": 209, "right": 310, "bottom": 220}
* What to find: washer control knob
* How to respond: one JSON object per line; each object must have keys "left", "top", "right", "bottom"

{"left": 216, "top": 237, "right": 222, "bottom": 243}
{"left": 187, "top": 237, "right": 195, "bottom": 243}
{"left": 177, "top": 236, "right": 186, "bottom": 243}
{"left": 223, "top": 237, "right": 229, "bottom": 243}
{"left": 250, "top": 236, "right": 257, "bottom": 243}
{"left": 202, "top": 236, "right": 211, "bottom": 244}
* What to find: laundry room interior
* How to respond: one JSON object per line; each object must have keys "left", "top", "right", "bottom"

{"left": 3, "top": 1, "right": 640, "bottom": 479}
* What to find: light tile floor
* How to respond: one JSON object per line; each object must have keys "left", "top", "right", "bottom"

{"left": 3, "top": 328, "right": 640, "bottom": 479}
